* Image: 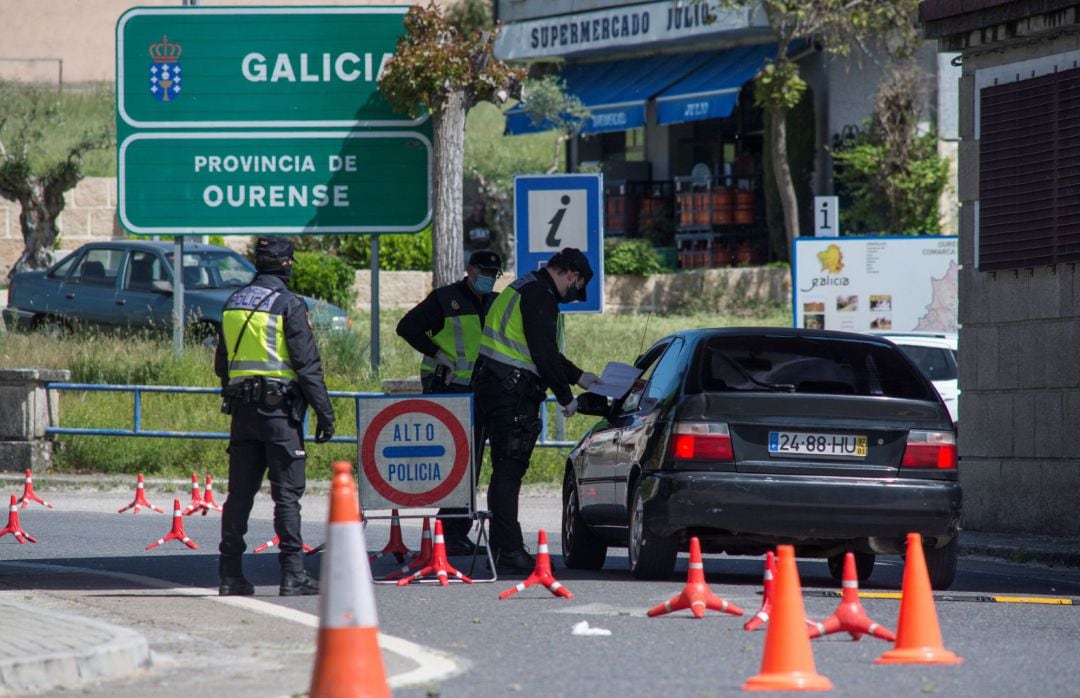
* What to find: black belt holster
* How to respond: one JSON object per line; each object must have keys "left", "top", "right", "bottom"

{"left": 223, "top": 377, "right": 292, "bottom": 411}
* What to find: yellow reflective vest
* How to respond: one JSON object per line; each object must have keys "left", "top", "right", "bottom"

{"left": 221, "top": 285, "right": 296, "bottom": 382}
{"left": 419, "top": 283, "right": 484, "bottom": 387}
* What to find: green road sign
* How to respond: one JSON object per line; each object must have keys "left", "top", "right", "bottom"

{"left": 117, "top": 6, "right": 422, "bottom": 128}
{"left": 118, "top": 131, "right": 431, "bottom": 234}
{"left": 116, "top": 6, "right": 432, "bottom": 236}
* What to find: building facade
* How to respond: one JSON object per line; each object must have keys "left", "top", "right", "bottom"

{"left": 922, "top": 0, "right": 1080, "bottom": 534}
{"left": 495, "top": 0, "right": 957, "bottom": 266}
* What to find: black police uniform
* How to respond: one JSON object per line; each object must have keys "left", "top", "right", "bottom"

{"left": 474, "top": 266, "right": 585, "bottom": 566}
{"left": 215, "top": 256, "right": 334, "bottom": 594}
{"left": 396, "top": 270, "right": 498, "bottom": 545}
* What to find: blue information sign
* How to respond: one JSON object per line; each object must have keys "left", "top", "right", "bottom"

{"left": 513, "top": 174, "right": 604, "bottom": 314}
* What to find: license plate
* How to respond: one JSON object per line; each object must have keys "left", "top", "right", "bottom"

{"left": 768, "top": 431, "right": 867, "bottom": 459}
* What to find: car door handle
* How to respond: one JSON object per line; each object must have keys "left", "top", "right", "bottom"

{"left": 64, "top": 292, "right": 75, "bottom": 299}
{"left": 115, "top": 298, "right": 126, "bottom": 305}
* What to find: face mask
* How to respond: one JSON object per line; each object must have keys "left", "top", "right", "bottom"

{"left": 474, "top": 274, "right": 495, "bottom": 294}
{"left": 560, "top": 275, "right": 580, "bottom": 303}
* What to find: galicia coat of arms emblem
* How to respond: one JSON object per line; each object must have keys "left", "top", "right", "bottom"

{"left": 148, "top": 35, "right": 182, "bottom": 102}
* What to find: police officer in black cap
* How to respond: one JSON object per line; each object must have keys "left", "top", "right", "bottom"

{"left": 473, "top": 247, "right": 601, "bottom": 573}
{"left": 396, "top": 249, "right": 503, "bottom": 555}
{"left": 216, "top": 235, "right": 335, "bottom": 596}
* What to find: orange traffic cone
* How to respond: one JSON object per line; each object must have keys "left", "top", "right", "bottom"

{"left": 383, "top": 517, "right": 432, "bottom": 581}
{"left": 397, "top": 519, "right": 473, "bottom": 587}
{"left": 118, "top": 473, "right": 164, "bottom": 514}
{"left": 742, "top": 545, "right": 833, "bottom": 691}
{"left": 0, "top": 494, "right": 37, "bottom": 543}
{"left": 369, "top": 509, "right": 411, "bottom": 563}
{"left": 876, "top": 533, "right": 962, "bottom": 665}
{"left": 252, "top": 534, "right": 315, "bottom": 554}
{"left": 648, "top": 536, "right": 743, "bottom": 619}
{"left": 202, "top": 474, "right": 223, "bottom": 514}
{"left": 146, "top": 499, "right": 198, "bottom": 550}
{"left": 499, "top": 529, "right": 573, "bottom": 600}
{"left": 181, "top": 473, "right": 207, "bottom": 516}
{"left": 807, "top": 552, "right": 895, "bottom": 641}
{"left": 744, "top": 550, "right": 777, "bottom": 631}
{"left": 309, "top": 461, "right": 390, "bottom": 698}
{"left": 18, "top": 469, "right": 53, "bottom": 509}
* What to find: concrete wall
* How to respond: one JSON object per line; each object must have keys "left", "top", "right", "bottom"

{"left": 955, "top": 31, "right": 1080, "bottom": 535}
{"left": 0, "top": 0, "right": 453, "bottom": 86}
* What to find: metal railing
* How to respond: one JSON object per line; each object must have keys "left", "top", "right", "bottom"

{"left": 44, "top": 383, "right": 575, "bottom": 448}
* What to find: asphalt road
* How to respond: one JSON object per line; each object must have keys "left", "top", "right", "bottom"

{"left": 2, "top": 487, "right": 1080, "bottom": 697}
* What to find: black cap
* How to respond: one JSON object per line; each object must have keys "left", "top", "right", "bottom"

{"left": 468, "top": 250, "right": 502, "bottom": 272}
{"left": 549, "top": 247, "right": 594, "bottom": 302}
{"left": 255, "top": 236, "right": 294, "bottom": 260}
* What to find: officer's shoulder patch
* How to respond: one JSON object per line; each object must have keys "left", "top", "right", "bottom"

{"left": 450, "top": 299, "right": 460, "bottom": 311}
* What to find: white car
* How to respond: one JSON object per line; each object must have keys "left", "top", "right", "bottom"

{"left": 869, "top": 332, "right": 959, "bottom": 424}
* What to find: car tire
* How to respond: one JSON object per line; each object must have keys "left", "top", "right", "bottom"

{"left": 628, "top": 481, "right": 678, "bottom": 580}
{"left": 923, "top": 535, "right": 959, "bottom": 590}
{"left": 32, "top": 314, "right": 69, "bottom": 338}
{"left": 561, "top": 467, "right": 607, "bottom": 570}
{"left": 827, "top": 551, "right": 875, "bottom": 583}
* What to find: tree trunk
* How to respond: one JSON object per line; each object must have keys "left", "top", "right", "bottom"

{"left": 768, "top": 105, "right": 801, "bottom": 259}
{"left": 8, "top": 180, "right": 58, "bottom": 279}
{"left": 549, "top": 133, "right": 567, "bottom": 174}
{"left": 431, "top": 90, "right": 467, "bottom": 288}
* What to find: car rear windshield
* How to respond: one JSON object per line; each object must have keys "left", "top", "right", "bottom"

{"left": 694, "top": 334, "right": 937, "bottom": 401}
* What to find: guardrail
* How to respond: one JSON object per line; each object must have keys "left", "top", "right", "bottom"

{"left": 44, "top": 383, "right": 575, "bottom": 449}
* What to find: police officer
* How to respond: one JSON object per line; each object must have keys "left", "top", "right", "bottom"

{"left": 215, "top": 236, "right": 335, "bottom": 597}
{"left": 396, "top": 250, "right": 502, "bottom": 555}
{"left": 474, "top": 248, "right": 600, "bottom": 573}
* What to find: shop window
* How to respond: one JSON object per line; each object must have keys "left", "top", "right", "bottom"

{"left": 978, "top": 67, "right": 1080, "bottom": 269}
{"left": 625, "top": 128, "right": 645, "bottom": 162}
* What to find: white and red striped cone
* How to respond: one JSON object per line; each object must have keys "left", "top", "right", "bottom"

{"left": 383, "top": 517, "right": 432, "bottom": 581}
{"left": 118, "top": 473, "right": 165, "bottom": 514}
{"left": 18, "top": 469, "right": 53, "bottom": 509}
{"left": 181, "top": 473, "right": 208, "bottom": 516}
{"left": 744, "top": 550, "right": 777, "bottom": 631}
{"left": 309, "top": 461, "right": 390, "bottom": 697}
{"left": 201, "top": 474, "right": 223, "bottom": 514}
{"left": 252, "top": 534, "right": 315, "bottom": 554}
{"left": 648, "top": 536, "right": 743, "bottom": 619}
{"left": 369, "top": 509, "right": 411, "bottom": 563}
{"left": 396, "top": 519, "right": 473, "bottom": 587}
{"left": 807, "top": 552, "right": 895, "bottom": 641}
{"left": 0, "top": 494, "right": 37, "bottom": 543}
{"left": 146, "top": 499, "right": 198, "bottom": 550}
{"left": 499, "top": 529, "right": 573, "bottom": 600}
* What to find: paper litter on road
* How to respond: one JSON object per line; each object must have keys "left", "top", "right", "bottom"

{"left": 571, "top": 620, "right": 612, "bottom": 636}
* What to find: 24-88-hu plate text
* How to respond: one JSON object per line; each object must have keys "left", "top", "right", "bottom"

{"left": 768, "top": 431, "right": 867, "bottom": 459}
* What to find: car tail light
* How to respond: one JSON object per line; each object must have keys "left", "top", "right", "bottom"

{"left": 670, "top": 422, "right": 733, "bottom": 462}
{"left": 900, "top": 430, "right": 957, "bottom": 469}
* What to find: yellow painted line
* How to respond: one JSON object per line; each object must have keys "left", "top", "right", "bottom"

{"left": 987, "top": 595, "right": 1074, "bottom": 605}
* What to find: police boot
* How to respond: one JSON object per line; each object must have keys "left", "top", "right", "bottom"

{"left": 280, "top": 569, "right": 320, "bottom": 597}
{"left": 219, "top": 558, "right": 255, "bottom": 596}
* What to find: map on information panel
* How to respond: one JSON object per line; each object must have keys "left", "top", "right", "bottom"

{"left": 792, "top": 236, "right": 958, "bottom": 333}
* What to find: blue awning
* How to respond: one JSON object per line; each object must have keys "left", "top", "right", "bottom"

{"left": 505, "top": 51, "right": 713, "bottom": 136}
{"left": 655, "top": 44, "right": 782, "bottom": 126}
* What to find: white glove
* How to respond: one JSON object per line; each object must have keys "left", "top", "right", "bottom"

{"left": 578, "top": 371, "right": 601, "bottom": 390}
{"left": 561, "top": 397, "right": 579, "bottom": 418}
{"left": 433, "top": 350, "right": 455, "bottom": 370}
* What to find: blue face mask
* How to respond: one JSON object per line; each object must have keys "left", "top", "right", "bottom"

{"left": 474, "top": 274, "right": 496, "bottom": 294}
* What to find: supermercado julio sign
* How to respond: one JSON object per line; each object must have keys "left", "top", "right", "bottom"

{"left": 358, "top": 396, "right": 474, "bottom": 511}
{"left": 116, "top": 6, "right": 421, "bottom": 128}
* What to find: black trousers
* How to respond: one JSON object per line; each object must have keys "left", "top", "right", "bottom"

{"left": 219, "top": 402, "right": 307, "bottom": 577}
{"left": 425, "top": 381, "right": 486, "bottom": 540}
{"left": 474, "top": 372, "right": 543, "bottom": 554}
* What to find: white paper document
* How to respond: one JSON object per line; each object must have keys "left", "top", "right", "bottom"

{"left": 588, "top": 361, "right": 642, "bottom": 399}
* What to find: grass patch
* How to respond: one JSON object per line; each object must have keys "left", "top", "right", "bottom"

{"left": 0, "top": 306, "right": 789, "bottom": 483}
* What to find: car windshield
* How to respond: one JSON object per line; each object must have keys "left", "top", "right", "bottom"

{"left": 166, "top": 249, "right": 255, "bottom": 290}
{"left": 894, "top": 344, "right": 958, "bottom": 382}
{"left": 695, "top": 334, "right": 936, "bottom": 400}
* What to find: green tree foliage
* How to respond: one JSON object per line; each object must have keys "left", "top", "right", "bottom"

{"left": 378, "top": 2, "right": 523, "bottom": 288}
{"left": 290, "top": 251, "right": 358, "bottom": 309}
{"left": 0, "top": 82, "right": 114, "bottom": 278}
{"left": 519, "top": 75, "right": 591, "bottom": 173}
{"left": 446, "top": 0, "right": 493, "bottom": 35}
{"left": 832, "top": 63, "right": 949, "bottom": 235}
{"left": 604, "top": 239, "right": 664, "bottom": 276}
{"left": 337, "top": 229, "right": 434, "bottom": 271}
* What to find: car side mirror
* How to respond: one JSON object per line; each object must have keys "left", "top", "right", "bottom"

{"left": 576, "top": 391, "right": 612, "bottom": 417}
{"left": 151, "top": 280, "right": 173, "bottom": 294}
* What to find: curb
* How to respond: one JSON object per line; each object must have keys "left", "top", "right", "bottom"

{"left": 0, "top": 598, "right": 151, "bottom": 695}
{"left": 958, "top": 541, "right": 1080, "bottom": 569}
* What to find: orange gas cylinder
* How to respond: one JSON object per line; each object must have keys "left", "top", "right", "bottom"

{"left": 734, "top": 189, "right": 755, "bottom": 225}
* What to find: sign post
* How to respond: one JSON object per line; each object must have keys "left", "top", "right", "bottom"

{"left": 814, "top": 196, "right": 840, "bottom": 238}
